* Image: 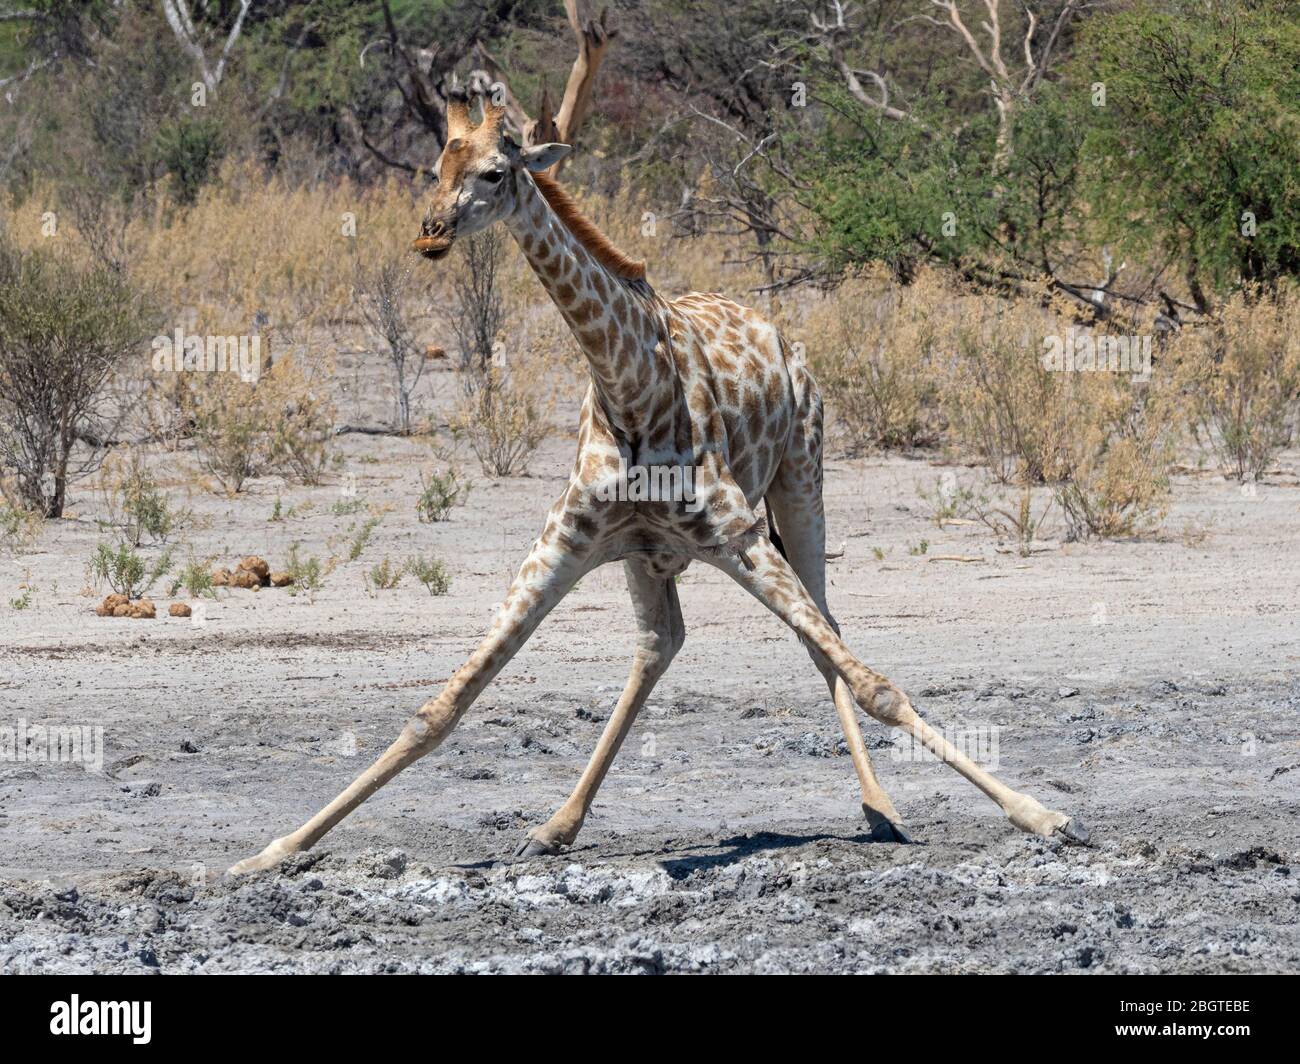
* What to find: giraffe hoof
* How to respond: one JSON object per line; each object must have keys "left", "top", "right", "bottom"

{"left": 1053, "top": 817, "right": 1091, "bottom": 846}
{"left": 512, "top": 835, "right": 561, "bottom": 860}
{"left": 867, "top": 819, "right": 914, "bottom": 844}
{"left": 226, "top": 838, "right": 293, "bottom": 876}
{"left": 862, "top": 805, "right": 914, "bottom": 844}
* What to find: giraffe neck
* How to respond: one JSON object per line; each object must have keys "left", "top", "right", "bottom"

{"left": 504, "top": 171, "right": 668, "bottom": 440}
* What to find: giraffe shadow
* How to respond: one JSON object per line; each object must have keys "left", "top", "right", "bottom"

{"left": 653, "top": 830, "right": 887, "bottom": 880}
{"left": 464, "top": 828, "right": 911, "bottom": 873}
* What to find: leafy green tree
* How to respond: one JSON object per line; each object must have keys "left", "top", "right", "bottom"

{"left": 798, "top": 84, "right": 1086, "bottom": 290}
{"left": 1072, "top": 0, "right": 1300, "bottom": 308}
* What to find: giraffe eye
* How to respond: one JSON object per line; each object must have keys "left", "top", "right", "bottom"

{"left": 482, "top": 168, "right": 506, "bottom": 185}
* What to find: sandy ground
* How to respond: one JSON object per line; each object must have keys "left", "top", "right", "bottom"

{"left": 1, "top": 358, "right": 1298, "bottom": 973}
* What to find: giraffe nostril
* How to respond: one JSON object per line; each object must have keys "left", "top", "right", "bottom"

{"left": 413, "top": 216, "right": 454, "bottom": 259}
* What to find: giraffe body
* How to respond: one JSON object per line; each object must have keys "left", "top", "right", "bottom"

{"left": 229, "top": 101, "right": 1083, "bottom": 875}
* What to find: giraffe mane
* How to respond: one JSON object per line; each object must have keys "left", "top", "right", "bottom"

{"left": 531, "top": 171, "right": 647, "bottom": 282}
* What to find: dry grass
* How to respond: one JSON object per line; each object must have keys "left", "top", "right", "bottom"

{"left": 450, "top": 365, "right": 553, "bottom": 477}
{"left": 12, "top": 165, "right": 1296, "bottom": 545}
{"left": 802, "top": 267, "right": 950, "bottom": 451}
{"left": 942, "top": 285, "right": 1078, "bottom": 484}
{"left": 1171, "top": 283, "right": 1300, "bottom": 482}
{"left": 184, "top": 353, "right": 335, "bottom": 494}
{"left": 7, "top": 162, "right": 417, "bottom": 329}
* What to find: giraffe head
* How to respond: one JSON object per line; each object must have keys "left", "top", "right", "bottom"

{"left": 413, "top": 98, "right": 571, "bottom": 262}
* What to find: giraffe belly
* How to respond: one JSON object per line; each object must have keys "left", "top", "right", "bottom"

{"left": 668, "top": 293, "right": 796, "bottom": 508}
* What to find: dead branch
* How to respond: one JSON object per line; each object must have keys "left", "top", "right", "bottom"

{"left": 160, "top": 0, "right": 251, "bottom": 97}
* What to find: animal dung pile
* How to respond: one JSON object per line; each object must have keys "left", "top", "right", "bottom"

{"left": 94, "top": 594, "right": 156, "bottom": 619}
{"left": 94, "top": 555, "right": 293, "bottom": 620}
{"left": 211, "top": 556, "right": 293, "bottom": 591}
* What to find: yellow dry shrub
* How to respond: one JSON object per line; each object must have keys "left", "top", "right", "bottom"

{"left": 804, "top": 266, "right": 954, "bottom": 451}
{"left": 440, "top": 230, "right": 565, "bottom": 475}
{"left": 1052, "top": 373, "right": 1176, "bottom": 540}
{"left": 1055, "top": 434, "right": 1170, "bottom": 540}
{"left": 938, "top": 283, "right": 1178, "bottom": 538}
{"left": 1170, "top": 283, "right": 1300, "bottom": 481}
{"left": 449, "top": 365, "right": 552, "bottom": 478}
{"left": 942, "top": 287, "right": 1077, "bottom": 483}
{"left": 3, "top": 161, "right": 426, "bottom": 330}
{"left": 130, "top": 160, "right": 421, "bottom": 328}
{"left": 184, "top": 352, "right": 335, "bottom": 494}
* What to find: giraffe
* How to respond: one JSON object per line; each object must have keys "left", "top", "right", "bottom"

{"left": 228, "top": 99, "right": 1085, "bottom": 875}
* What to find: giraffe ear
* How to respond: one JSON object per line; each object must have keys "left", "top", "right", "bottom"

{"left": 518, "top": 142, "right": 571, "bottom": 172}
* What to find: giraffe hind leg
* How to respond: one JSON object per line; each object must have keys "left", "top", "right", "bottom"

{"left": 766, "top": 479, "right": 912, "bottom": 842}
{"left": 704, "top": 536, "right": 1083, "bottom": 846}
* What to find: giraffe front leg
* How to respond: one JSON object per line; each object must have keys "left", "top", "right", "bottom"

{"left": 515, "top": 563, "right": 683, "bottom": 859}
{"left": 228, "top": 520, "right": 598, "bottom": 875}
{"left": 701, "top": 537, "right": 1086, "bottom": 846}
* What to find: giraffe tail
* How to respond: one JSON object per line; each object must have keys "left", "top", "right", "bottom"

{"left": 764, "top": 500, "right": 789, "bottom": 562}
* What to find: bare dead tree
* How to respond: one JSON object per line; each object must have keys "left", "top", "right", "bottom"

{"left": 357, "top": 0, "right": 616, "bottom": 174}
{"left": 159, "top": 0, "right": 251, "bottom": 98}
{"left": 472, "top": 0, "right": 617, "bottom": 166}
{"left": 811, "top": 0, "right": 1083, "bottom": 172}
{"left": 674, "top": 109, "right": 811, "bottom": 291}
{"left": 442, "top": 230, "right": 506, "bottom": 387}
{"left": 0, "top": 1, "right": 110, "bottom": 102}
{"left": 354, "top": 256, "right": 428, "bottom": 435}
{"left": 810, "top": 0, "right": 919, "bottom": 125}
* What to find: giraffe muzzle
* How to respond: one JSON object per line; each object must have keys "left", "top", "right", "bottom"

{"left": 412, "top": 237, "right": 452, "bottom": 260}
{"left": 413, "top": 218, "right": 455, "bottom": 260}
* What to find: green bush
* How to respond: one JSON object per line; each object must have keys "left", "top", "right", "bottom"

{"left": 99, "top": 451, "right": 189, "bottom": 546}
{"left": 367, "top": 556, "right": 403, "bottom": 592}
{"left": 152, "top": 116, "right": 224, "bottom": 205}
{"left": 416, "top": 468, "right": 471, "bottom": 523}
{"left": 0, "top": 237, "right": 155, "bottom": 517}
{"left": 408, "top": 554, "right": 451, "bottom": 596}
{"left": 90, "top": 540, "right": 172, "bottom": 599}
{"left": 1074, "top": 1, "right": 1300, "bottom": 301}
{"left": 286, "top": 542, "right": 324, "bottom": 599}
{"left": 170, "top": 556, "right": 217, "bottom": 600}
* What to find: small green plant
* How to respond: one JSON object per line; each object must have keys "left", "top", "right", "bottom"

{"left": 99, "top": 452, "right": 189, "bottom": 546}
{"left": 924, "top": 473, "right": 1056, "bottom": 555}
{"left": 408, "top": 554, "right": 451, "bottom": 596}
{"left": 286, "top": 542, "right": 324, "bottom": 599}
{"left": 348, "top": 516, "right": 381, "bottom": 561}
{"left": 908, "top": 539, "right": 929, "bottom": 556}
{"left": 268, "top": 496, "right": 298, "bottom": 521}
{"left": 10, "top": 583, "right": 32, "bottom": 610}
{"left": 971, "top": 485, "right": 1055, "bottom": 556}
{"left": 0, "top": 502, "right": 40, "bottom": 554}
{"left": 367, "top": 556, "right": 403, "bottom": 592}
{"left": 918, "top": 475, "right": 980, "bottom": 527}
{"left": 331, "top": 496, "right": 366, "bottom": 516}
{"left": 90, "top": 540, "right": 172, "bottom": 599}
{"left": 871, "top": 546, "right": 887, "bottom": 561}
{"left": 170, "top": 555, "right": 217, "bottom": 599}
{"left": 416, "top": 468, "right": 471, "bottom": 523}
